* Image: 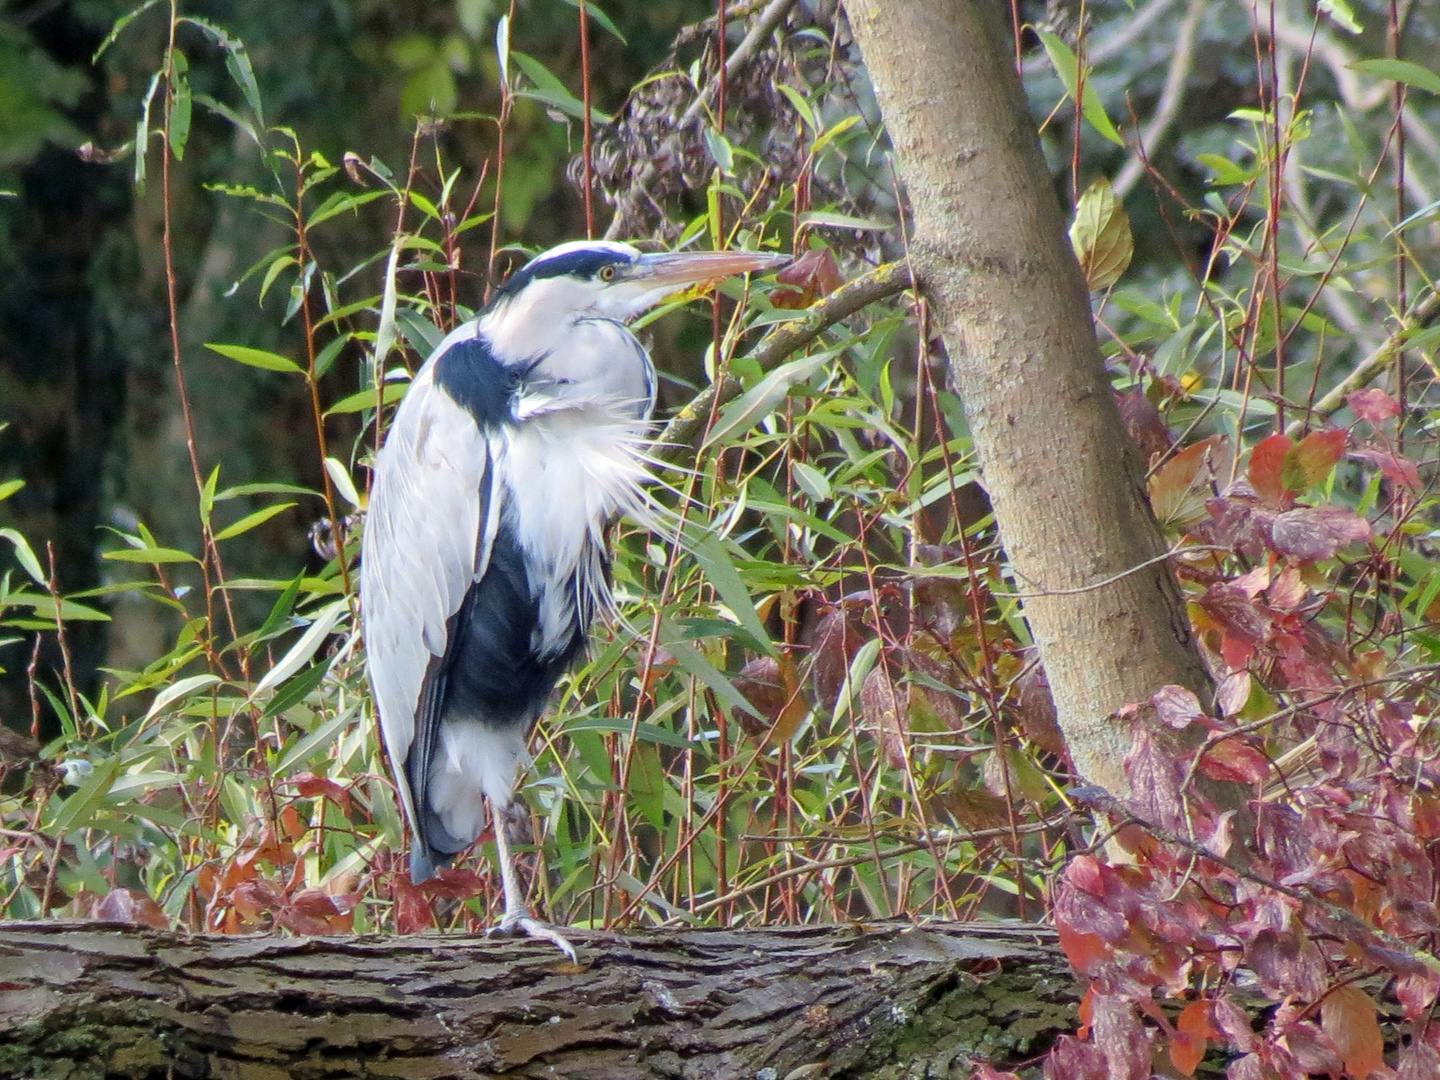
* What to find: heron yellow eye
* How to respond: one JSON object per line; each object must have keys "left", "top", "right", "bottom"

{"left": 598, "top": 264, "right": 617, "bottom": 282}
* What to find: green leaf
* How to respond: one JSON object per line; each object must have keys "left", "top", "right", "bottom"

{"left": 253, "top": 599, "right": 347, "bottom": 697}
{"left": 657, "top": 621, "right": 761, "bottom": 719}
{"left": 1351, "top": 58, "right": 1440, "bottom": 97}
{"left": 0, "top": 528, "right": 45, "bottom": 584}
{"left": 562, "top": 718, "right": 694, "bottom": 751}
{"left": 1069, "top": 177, "right": 1133, "bottom": 291}
{"left": 556, "top": 0, "right": 628, "bottom": 44}
{"left": 810, "top": 115, "right": 860, "bottom": 157}
{"left": 511, "top": 51, "right": 611, "bottom": 124}
{"left": 272, "top": 709, "right": 350, "bottom": 774}
{"left": 258, "top": 255, "right": 297, "bottom": 304}
{"left": 216, "top": 482, "right": 319, "bottom": 501}
{"left": 251, "top": 574, "right": 304, "bottom": 645}
{"left": 307, "top": 189, "right": 387, "bottom": 229}
{"left": 93, "top": 0, "right": 164, "bottom": 62}
{"left": 134, "top": 71, "right": 162, "bottom": 191}
{"left": 791, "top": 461, "right": 832, "bottom": 502}
{"left": 313, "top": 334, "right": 350, "bottom": 380}
{"left": 213, "top": 502, "right": 297, "bottom": 541}
{"left": 1318, "top": 0, "right": 1362, "bottom": 33}
{"left": 261, "top": 659, "right": 331, "bottom": 718}
{"left": 168, "top": 65, "right": 192, "bottom": 160}
{"left": 704, "top": 128, "right": 734, "bottom": 176}
{"left": 0, "top": 478, "right": 23, "bottom": 502}
{"left": 326, "top": 382, "right": 410, "bottom": 416}
{"left": 798, "top": 210, "right": 889, "bottom": 231}
{"left": 495, "top": 13, "right": 511, "bottom": 88}
{"left": 50, "top": 756, "right": 123, "bottom": 834}
{"left": 200, "top": 465, "right": 220, "bottom": 526}
{"left": 324, "top": 458, "right": 362, "bottom": 508}
{"left": 687, "top": 534, "right": 773, "bottom": 655}
{"left": 1036, "top": 29, "right": 1125, "bottom": 146}
{"left": 704, "top": 350, "right": 836, "bottom": 448}
{"left": 396, "top": 308, "right": 443, "bottom": 356}
{"left": 144, "top": 673, "right": 221, "bottom": 722}
{"left": 775, "top": 83, "right": 816, "bottom": 131}
{"left": 204, "top": 343, "right": 304, "bottom": 374}
{"left": 103, "top": 546, "right": 198, "bottom": 565}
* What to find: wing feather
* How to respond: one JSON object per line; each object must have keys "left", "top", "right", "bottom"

{"left": 361, "top": 356, "right": 498, "bottom": 835}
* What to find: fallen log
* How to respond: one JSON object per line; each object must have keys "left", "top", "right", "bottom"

{"left": 0, "top": 920, "right": 1076, "bottom": 1079}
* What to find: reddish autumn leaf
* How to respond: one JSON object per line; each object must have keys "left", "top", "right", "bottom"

{"left": 1056, "top": 921, "right": 1111, "bottom": 975}
{"left": 808, "top": 607, "right": 869, "bottom": 707}
{"left": 1169, "top": 1001, "right": 1214, "bottom": 1076}
{"left": 1116, "top": 387, "right": 1173, "bottom": 466}
{"left": 861, "top": 666, "right": 907, "bottom": 768}
{"left": 1320, "top": 985, "right": 1384, "bottom": 1080}
{"left": 393, "top": 877, "right": 435, "bottom": 934}
{"left": 94, "top": 887, "right": 170, "bottom": 930}
{"left": 1231, "top": 563, "right": 1271, "bottom": 598}
{"left": 771, "top": 248, "right": 842, "bottom": 309}
{"left": 734, "top": 654, "right": 810, "bottom": 744}
{"left": 1220, "top": 632, "right": 1256, "bottom": 672}
{"left": 279, "top": 888, "right": 352, "bottom": 935}
{"left": 735, "top": 655, "right": 786, "bottom": 737}
{"left": 1125, "top": 728, "right": 1186, "bottom": 832}
{"left": 1149, "top": 436, "right": 1224, "bottom": 526}
{"left": 1267, "top": 565, "right": 1307, "bottom": 609}
{"left": 1249, "top": 433, "right": 1296, "bottom": 508}
{"left": 1398, "top": 1041, "right": 1440, "bottom": 1080}
{"left": 1215, "top": 669, "right": 1252, "bottom": 717}
{"left": 279, "top": 802, "right": 306, "bottom": 842}
{"left": 1066, "top": 854, "right": 1108, "bottom": 898}
{"left": 1152, "top": 684, "right": 1207, "bottom": 730}
{"left": 1199, "top": 737, "right": 1271, "bottom": 785}
{"left": 971, "top": 1065, "right": 1023, "bottom": 1080}
{"left": 1284, "top": 428, "right": 1347, "bottom": 491}
{"left": 1199, "top": 583, "right": 1270, "bottom": 645}
{"left": 424, "top": 867, "right": 487, "bottom": 900}
{"left": 1211, "top": 997, "right": 1258, "bottom": 1053}
{"left": 230, "top": 878, "right": 283, "bottom": 923}
{"left": 1246, "top": 929, "right": 1327, "bottom": 1000}
{"left": 293, "top": 771, "right": 353, "bottom": 813}
{"left": 1396, "top": 970, "right": 1440, "bottom": 1022}
{"left": 1270, "top": 506, "right": 1372, "bottom": 562}
{"left": 1043, "top": 1035, "right": 1108, "bottom": 1080}
{"left": 1091, "top": 994, "right": 1150, "bottom": 1080}
{"left": 1347, "top": 388, "right": 1401, "bottom": 424}
{"left": 1353, "top": 445, "right": 1423, "bottom": 493}
{"left": 1015, "top": 664, "right": 1066, "bottom": 755}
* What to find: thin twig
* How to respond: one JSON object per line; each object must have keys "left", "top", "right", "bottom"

{"left": 1284, "top": 287, "right": 1440, "bottom": 438}
{"left": 1113, "top": 0, "right": 1206, "bottom": 201}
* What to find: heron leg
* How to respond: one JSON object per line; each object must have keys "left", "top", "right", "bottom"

{"left": 488, "top": 803, "right": 578, "bottom": 962}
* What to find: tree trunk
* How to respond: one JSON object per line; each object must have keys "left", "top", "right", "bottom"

{"left": 843, "top": 0, "right": 1213, "bottom": 796}
{"left": 0, "top": 920, "right": 1074, "bottom": 1079}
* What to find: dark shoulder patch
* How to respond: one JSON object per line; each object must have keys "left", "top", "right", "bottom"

{"left": 433, "top": 335, "right": 515, "bottom": 428}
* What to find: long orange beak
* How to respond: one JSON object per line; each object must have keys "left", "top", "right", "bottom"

{"left": 623, "top": 249, "right": 791, "bottom": 292}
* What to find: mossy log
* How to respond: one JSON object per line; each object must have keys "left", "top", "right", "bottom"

{"left": 0, "top": 920, "right": 1076, "bottom": 1079}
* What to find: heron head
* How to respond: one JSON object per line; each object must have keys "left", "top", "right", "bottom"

{"left": 495, "top": 240, "right": 790, "bottom": 323}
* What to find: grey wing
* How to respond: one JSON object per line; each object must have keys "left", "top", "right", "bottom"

{"left": 360, "top": 364, "right": 502, "bottom": 835}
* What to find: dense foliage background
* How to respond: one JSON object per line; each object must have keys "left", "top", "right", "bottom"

{"left": 4, "top": 0, "right": 1440, "bottom": 1075}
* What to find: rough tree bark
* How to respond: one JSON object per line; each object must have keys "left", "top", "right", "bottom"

{"left": 0, "top": 921, "right": 1075, "bottom": 1079}
{"left": 843, "top": 0, "right": 1214, "bottom": 796}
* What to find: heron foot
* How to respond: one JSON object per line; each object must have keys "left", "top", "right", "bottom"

{"left": 488, "top": 912, "right": 579, "bottom": 962}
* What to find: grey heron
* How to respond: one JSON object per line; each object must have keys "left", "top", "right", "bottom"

{"left": 361, "top": 240, "right": 788, "bottom": 956}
